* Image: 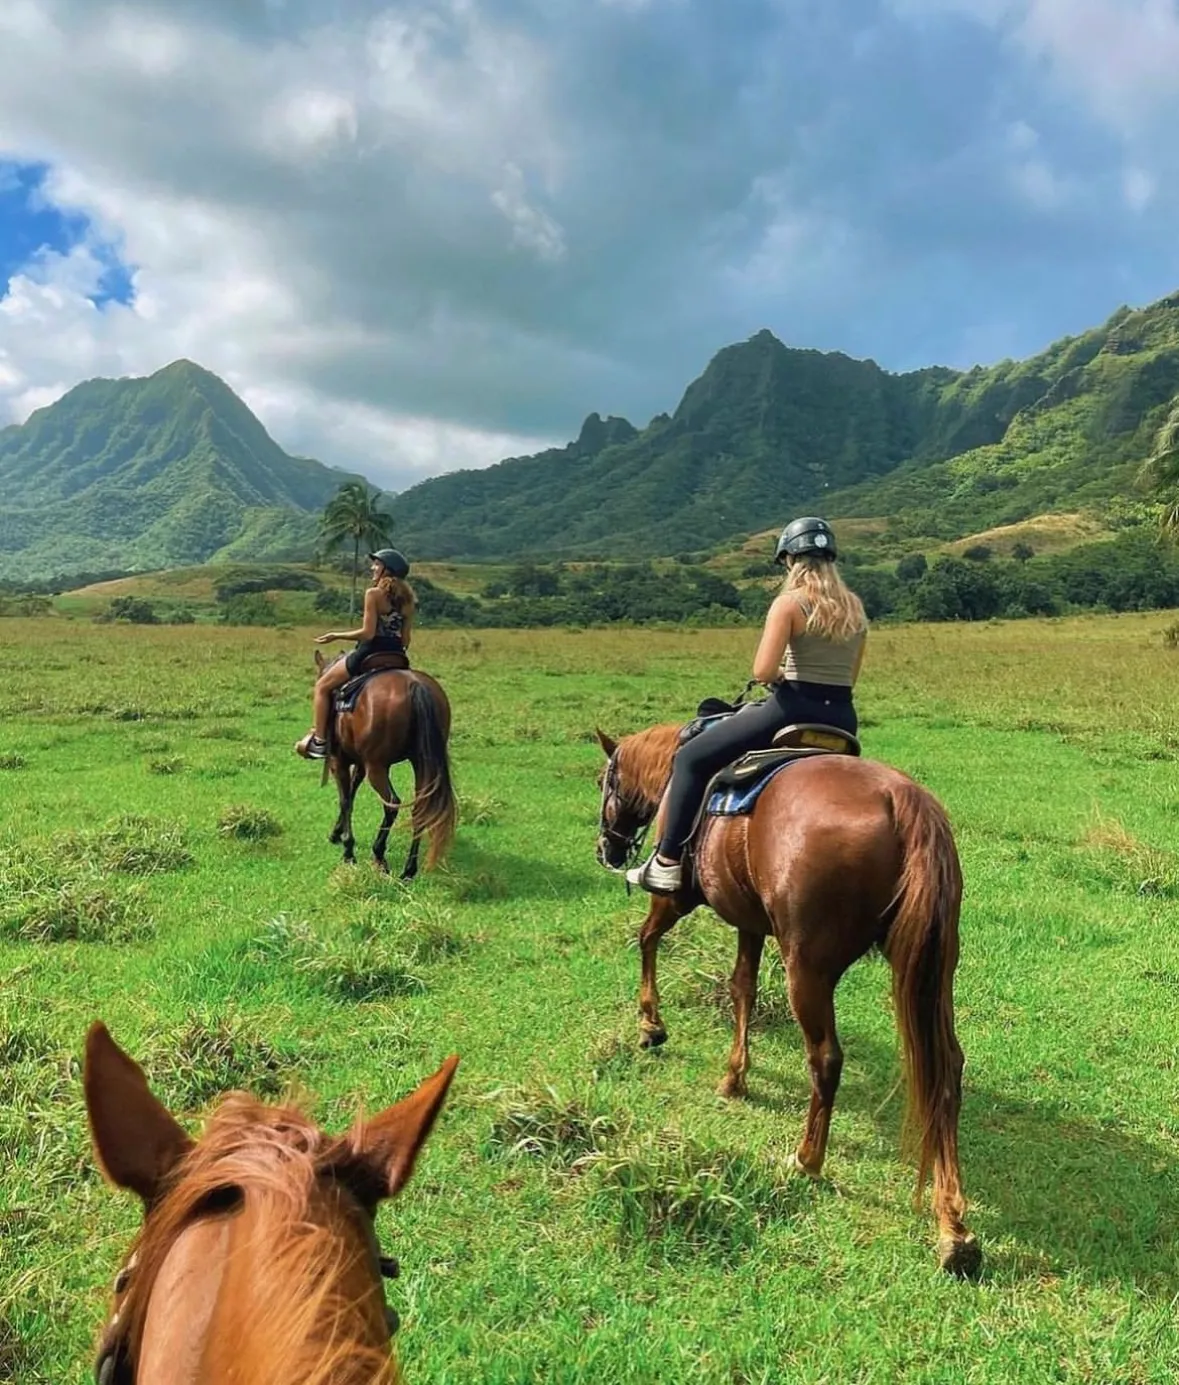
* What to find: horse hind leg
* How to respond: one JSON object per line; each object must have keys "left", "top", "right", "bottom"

{"left": 784, "top": 958, "right": 843, "bottom": 1178}
{"left": 717, "top": 929, "right": 765, "bottom": 1099}
{"left": 366, "top": 762, "right": 400, "bottom": 875}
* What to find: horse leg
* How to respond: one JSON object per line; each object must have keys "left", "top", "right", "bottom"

{"left": 637, "top": 895, "right": 683, "bottom": 1048}
{"left": 929, "top": 1035, "right": 981, "bottom": 1278}
{"left": 333, "top": 762, "right": 364, "bottom": 864}
{"left": 784, "top": 959, "right": 842, "bottom": 1178}
{"left": 399, "top": 758, "right": 427, "bottom": 881}
{"left": 366, "top": 762, "right": 400, "bottom": 874}
{"left": 717, "top": 929, "right": 766, "bottom": 1099}
{"left": 328, "top": 758, "right": 350, "bottom": 844}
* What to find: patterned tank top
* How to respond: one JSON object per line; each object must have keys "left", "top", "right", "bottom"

{"left": 376, "top": 605, "right": 405, "bottom": 640}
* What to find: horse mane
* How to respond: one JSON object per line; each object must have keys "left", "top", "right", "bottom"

{"left": 122, "top": 1095, "right": 397, "bottom": 1385}
{"left": 616, "top": 722, "right": 682, "bottom": 807}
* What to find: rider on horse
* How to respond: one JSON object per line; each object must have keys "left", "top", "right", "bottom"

{"left": 626, "top": 516, "right": 868, "bottom": 895}
{"left": 295, "top": 548, "right": 415, "bottom": 761}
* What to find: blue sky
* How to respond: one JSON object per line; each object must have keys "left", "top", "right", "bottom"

{"left": 1, "top": 0, "right": 1179, "bottom": 485}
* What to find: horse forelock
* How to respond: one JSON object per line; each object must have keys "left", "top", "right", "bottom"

{"left": 120, "top": 1095, "right": 397, "bottom": 1385}
{"left": 616, "top": 723, "right": 682, "bottom": 808}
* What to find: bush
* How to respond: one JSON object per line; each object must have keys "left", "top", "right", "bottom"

{"left": 218, "top": 593, "right": 281, "bottom": 626}
{"left": 108, "top": 596, "right": 158, "bottom": 624}
{"left": 895, "top": 552, "right": 928, "bottom": 582}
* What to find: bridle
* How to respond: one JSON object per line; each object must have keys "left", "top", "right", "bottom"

{"left": 597, "top": 752, "right": 654, "bottom": 869}
{"left": 95, "top": 1184, "right": 403, "bottom": 1384}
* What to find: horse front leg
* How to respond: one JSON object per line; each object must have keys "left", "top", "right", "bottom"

{"left": 366, "top": 762, "right": 400, "bottom": 875}
{"left": 331, "top": 761, "right": 364, "bottom": 864}
{"left": 717, "top": 929, "right": 766, "bottom": 1098}
{"left": 637, "top": 894, "right": 684, "bottom": 1048}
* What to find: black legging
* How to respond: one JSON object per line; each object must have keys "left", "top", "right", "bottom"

{"left": 657, "top": 682, "right": 858, "bottom": 860}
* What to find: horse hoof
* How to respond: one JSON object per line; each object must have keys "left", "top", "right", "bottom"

{"left": 716, "top": 1075, "right": 746, "bottom": 1100}
{"left": 399, "top": 868, "right": 418, "bottom": 882}
{"left": 328, "top": 830, "right": 343, "bottom": 845}
{"left": 939, "top": 1234, "right": 983, "bottom": 1280}
{"left": 374, "top": 859, "right": 390, "bottom": 876}
{"left": 638, "top": 1026, "right": 667, "bottom": 1050}
{"left": 785, "top": 1152, "right": 821, "bottom": 1180}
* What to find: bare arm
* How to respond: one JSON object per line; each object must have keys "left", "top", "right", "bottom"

{"left": 751, "top": 594, "right": 805, "bottom": 684}
{"left": 314, "top": 587, "right": 381, "bottom": 645}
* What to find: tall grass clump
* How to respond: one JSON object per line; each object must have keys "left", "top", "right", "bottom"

{"left": 149, "top": 1011, "right": 299, "bottom": 1111}
{"left": 588, "top": 1130, "right": 799, "bottom": 1259}
{"left": 217, "top": 804, "right": 283, "bottom": 841}
{"left": 483, "top": 1083, "right": 619, "bottom": 1168}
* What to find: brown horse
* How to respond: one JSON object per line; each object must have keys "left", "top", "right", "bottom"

{"left": 84, "top": 1021, "right": 458, "bottom": 1384}
{"left": 595, "top": 722, "right": 981, "bottom": 1277}
{"left": 314, "top": 651, "right": 456, "bottom": 878}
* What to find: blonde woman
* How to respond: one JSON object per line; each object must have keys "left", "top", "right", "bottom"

{"left": 627, "top": 517, "right": 867, "bottom": 894}
{"left": 295, "top": 548, "right": 416, "bottom": 760}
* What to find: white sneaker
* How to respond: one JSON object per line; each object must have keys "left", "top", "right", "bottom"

{"left": 626, "top": 855, "right": 682, "bottom": 895}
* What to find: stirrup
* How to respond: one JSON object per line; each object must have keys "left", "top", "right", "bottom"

{"left": 625, "top": 854, "right": 682, "bottom": 895}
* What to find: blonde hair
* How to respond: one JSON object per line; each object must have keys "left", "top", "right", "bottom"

{"left": 782, "top": 556, "right": 867, "bottom": 640}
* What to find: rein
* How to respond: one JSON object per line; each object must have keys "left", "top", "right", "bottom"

{"left": 95, "top": 1195, "right": 404, "bottom": 1384}
{"left": 598, "top": 752, "right": 654, "bottom": 869}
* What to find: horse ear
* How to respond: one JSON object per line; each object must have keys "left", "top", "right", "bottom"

{"left": 314, "top": 649, "right": 326, "bottom": 672}
{"left": 350, "top": 1056, "right": 459, "bottom": 1200}
{"left": 595, "top": 728, "right": 618, "bottom": 758}
{"left": 83, "top": 1021, "right": 193, "bottom": 1204}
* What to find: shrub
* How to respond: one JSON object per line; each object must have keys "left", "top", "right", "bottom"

{"left": 108, "top": 596, "right": 158, "bottom": 624}
{"left": 150, "top": 1012, "right": 297, "bottom": 1109}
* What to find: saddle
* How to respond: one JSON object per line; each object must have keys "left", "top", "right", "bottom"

{"left": 334, "top": 653, "right": 410, "bottom": 714}
{"left": 703, "top": 723, "right": 861, "bottom": 817}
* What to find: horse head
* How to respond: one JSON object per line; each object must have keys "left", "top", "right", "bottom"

{"left": 84, "top": 1021, "right": 458, "bottom": 1384}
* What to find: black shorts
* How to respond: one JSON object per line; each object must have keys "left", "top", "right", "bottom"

{"left": 345, "top": 638, "right": 406, "bottom": 677}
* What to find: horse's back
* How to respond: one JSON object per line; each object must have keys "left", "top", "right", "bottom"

{"left": 699, "top": 755, "right": 920, "bottom": 949}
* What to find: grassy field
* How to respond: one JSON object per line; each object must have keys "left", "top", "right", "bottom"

{"left": 2, "top": 613, "right": 1178, "bottom": 1383}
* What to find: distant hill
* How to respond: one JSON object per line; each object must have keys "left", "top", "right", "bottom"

{"left": 393, "top": 297, "right": 1179, "bottom": 559}
{"left": 0, "top": 361, "right": 365, "bottom": 580}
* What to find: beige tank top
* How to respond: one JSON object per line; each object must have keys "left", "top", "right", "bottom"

{"left": 781, "top": 603, "right": 865, "bottom": 688}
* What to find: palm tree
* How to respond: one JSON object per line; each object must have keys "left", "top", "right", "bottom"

{"left": 1142, "top": 396, "right": 1179, "bottom": 532}
{"left": 318, "top": 482, "right": 396, "bottom": 615}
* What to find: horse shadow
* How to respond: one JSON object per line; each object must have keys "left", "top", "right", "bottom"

{"left": 743, "top": 1024, "right": 1177, "bottom": 1293}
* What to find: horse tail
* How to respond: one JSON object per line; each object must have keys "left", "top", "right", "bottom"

{"left": 883, "top": 778, "right": 965, "bottom": 1199}
{"left": 408, "top": 678, "right": 457, "bottom": 869}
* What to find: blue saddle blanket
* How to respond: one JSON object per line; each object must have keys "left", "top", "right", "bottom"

{"left": 706, "top": 759, "right": 801, "bottom": 817}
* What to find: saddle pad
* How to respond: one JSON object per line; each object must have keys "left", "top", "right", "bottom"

{"left": 706, "top": 757, "right": 803, "bottom": 817}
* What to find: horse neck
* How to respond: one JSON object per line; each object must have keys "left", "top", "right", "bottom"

{"left": 619, "top": 723, "right": 682, "bottom": 811}
{"left": 139, "top": 1187, "right": 397, "bottom": 1385}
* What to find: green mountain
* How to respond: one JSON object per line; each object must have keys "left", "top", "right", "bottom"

{"left": 394, "top": 296, "right": 1179, "bottom": 559}
{"left": 0, "top": 360, "right": 363, "bottom": 581}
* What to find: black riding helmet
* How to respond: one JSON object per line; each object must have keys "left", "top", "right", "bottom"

{"left": 368, "top": 548, "right": 410, "bottom": 579}
{"left": 774, "top": 516, "right": 837, "bottom": 564}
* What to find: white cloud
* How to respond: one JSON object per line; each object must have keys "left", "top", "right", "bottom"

{"left": 1123, "top": 165, "right": 1157, "bottom": 212}
{"left": 1010, "top": 157, "right": 1069, "bottom": 211}
{"left": 490, "top": 163, "right": 566, "bottom": 262}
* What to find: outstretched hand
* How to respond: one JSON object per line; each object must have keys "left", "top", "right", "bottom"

{"left": 314, "top": 632, "right": 336, "bottom": 645}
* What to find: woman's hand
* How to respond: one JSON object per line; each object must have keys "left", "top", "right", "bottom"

{"left": 313, "top": 632, "right": 337, "bottom": 645}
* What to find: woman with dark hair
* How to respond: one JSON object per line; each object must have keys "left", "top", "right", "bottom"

{"left": 295, "top": 548, "right": 415, "bottom": 760}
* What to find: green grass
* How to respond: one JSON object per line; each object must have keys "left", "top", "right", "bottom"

{"left": 1, "top": 615, "right": 1178, "bottom": 1382}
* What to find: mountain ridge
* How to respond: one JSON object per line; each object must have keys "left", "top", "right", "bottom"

{"left": 0, "top": 360, "right": 365, "bottom": 579}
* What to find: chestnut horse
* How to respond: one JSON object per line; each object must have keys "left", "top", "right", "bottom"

{"left": 84, "top": 1021, "right": 458, "bottom": 1385}
{"left": 314, "top": 652, "right": 456, "bottom": 878}
{"left": 595, "top": 722, "right": 981, "bottom": 1277}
